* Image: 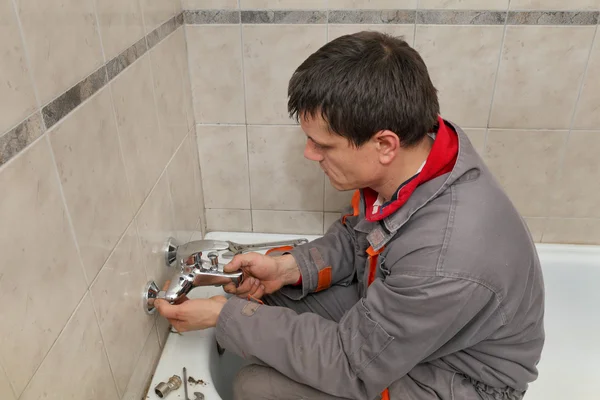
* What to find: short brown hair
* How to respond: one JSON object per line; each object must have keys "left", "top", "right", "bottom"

{"left": 288, "top": 31, "right": 439, "bottom": 147}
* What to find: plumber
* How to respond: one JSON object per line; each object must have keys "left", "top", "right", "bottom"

{"left": 155, "top": 31, "right": 545, "bottom": 400}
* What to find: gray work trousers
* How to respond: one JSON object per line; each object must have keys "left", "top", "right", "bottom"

{"left": 230, "top": 284, "right": 524, "bottom": 400}
{"left": 232, "top": 284, "right": 358, "bottom": 400}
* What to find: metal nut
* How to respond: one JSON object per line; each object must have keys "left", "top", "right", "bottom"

{"left": 154, "top": 375, "right": 182, "bottom": 398}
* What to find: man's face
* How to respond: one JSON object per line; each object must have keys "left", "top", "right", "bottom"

{"left": 300, "top": 114, "right": 380, "bottom": 191}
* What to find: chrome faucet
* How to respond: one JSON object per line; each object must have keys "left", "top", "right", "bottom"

{"left": 143, "top": 236, "right": 308, "bottom": 314}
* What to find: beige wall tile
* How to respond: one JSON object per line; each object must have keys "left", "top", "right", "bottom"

{"left": 550, "top": 131, "right": 600, "bottom": 218}
{"left": 328, "top": 24, "right": 415, "bottom": 45}
{"left": 140, "top": 0, "right": 179, "bottom": 33}
{"left": 182, "top": 51, "right": 195, "bottom": 133}
{"left": 325, "top": 183, "right": 354, "bottom": 212}
{"left": 463, "top": 128, "right": 486, "bottom": 155}
{"left": 0, "top": 138, "right": 87, "bottom": 396}
{"left": 150, "top": 29, "right": 189, "bottom": 153}
{"left": 241, "top": 0, "right": 326, "bottom": 8}
{"left": 573, "top": 30, "right": 600, "bottom": 130}
{"left": 252, "top": 210, "right": 324, "bottom": 234}
{"left": 156, "top": 316, "right": 171, "bottom": 347}
{"left": 329, "top": 0, "right": 417, "bottom": 8}
{"left": 206, "top": 209, "right": 253, "bottom": 232}
{"left": 94, "top": 0, "right": 145, "bottom": 60}
{"left": 490, "top": 26, "right": 595, "bottom": 129}
{"left": 111, "top": 55, "right": 168, "bottom": 210}
{"left": 122, "top": 330, "right": 161, "bottom": 400}
{"left": 510, "top": 0, "right": 600, "bottom": 10}
{"left": 90, "top": 223, "right": 154, "bottom": 395}
{"left": 523, "top": 217, "right": 545, "bottom": 243}
{"left": 187, "top": 25, "right": 245, "bottom": 124}
{"left": 419, "top": 0, "right": 509, "bottom": 9}
{"left": 136, "top": 173, "right": 176, "bottom": 286}
{"left": 197, "top": 125, "right": 251, "bottom": 209}
{"left": 0, "top": 0, "right": 37, "bottom": 134}
{"left": 543, "top": 218, "right": 600, "bottom": 245}
{"left": 49, "top": 88, "right": 134, "bottom": 281}
{"left": 248, "top": 125, "right": 324, "bottom": 211}
{"left": 20, "top": 294, "right": 118, "bottom": 400}
{"left": 16, "top": 0, "right": 104, "bottom": 105}
{"left": 184, "top": 0, "right": 239, "bottom": 8}
{"left": 324, "top": 212, "right": 341, "bottom": 232}
{"left": 415, "top": 25, "right": 503, "bottom": 128}
{"left": 188, "top": 128, "right": 206, "bottom": 236}
{"left": 485, "top": 129, "right": 567, "bottom": 217}
{"left": 168, "top": 134, "right": 203, "bottom": 234}
{"left": 0, "top": 363, "right": 15, "bottom": 400}
{"left": 243, "top": 25, "right": 327, "bottom": 124}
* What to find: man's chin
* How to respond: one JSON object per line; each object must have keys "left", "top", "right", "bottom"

{"left": 328, "top": 177, "right": 354, "bottom": 192}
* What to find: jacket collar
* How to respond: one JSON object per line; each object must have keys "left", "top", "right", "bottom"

{"left": 362, "top": 119, "right": 483, "bottom": 250}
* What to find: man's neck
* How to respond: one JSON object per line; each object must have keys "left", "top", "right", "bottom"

{"left": 372, "top": 135, "right": 434, "bottom": 201}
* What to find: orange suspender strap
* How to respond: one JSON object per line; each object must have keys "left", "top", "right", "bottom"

{"left": 366, "top": 245, "right": 390, "bottom": 400}
{"left": 341, "top": 190, "right": 361, "bottom": 225}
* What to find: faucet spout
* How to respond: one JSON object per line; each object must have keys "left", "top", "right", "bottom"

{"left": 145, "top": 236, "right": 309, "bottom": 315}
{"left": 145, "top": 251, "right": 244, "bottom": 314}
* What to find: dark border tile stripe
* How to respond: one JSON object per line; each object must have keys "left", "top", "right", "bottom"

{"left": 107, "top": 37, "right": 148, "bottom": 81}
{"left": 3, "top": 12, "right": 187, "bottom": 163}
{"left": 241, "top": 10, "right": 326, "bottom": 24}
{"left": 184, "top": 10, "right": 240, "bottom": 24}
{"left": 147, "top": 15, "right": 179, "bottom": 48}
{"left": 42, "top": 66, "right": 108, "bottom": 129}
{"left": 507, "top": 11, "right": 599, "bottom": 25}
{"left": 0, "top": 112, "right": 44, "bottom": 167}
{"left": 417, "top": 10, "right": 506, "bottom": 25}
{"left": 329, "top": 10, "right": 416, "bottom": 24}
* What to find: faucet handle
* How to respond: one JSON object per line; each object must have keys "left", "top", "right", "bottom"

{"left": 207, "top": 251, "right": 219, "bottom": 270}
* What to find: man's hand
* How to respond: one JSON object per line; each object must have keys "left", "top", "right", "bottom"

{"left": 222, "top": 252, "right": 300, "bottom": 299}
{"left": 155, "top": 294, "right": 227, "bottom": 333}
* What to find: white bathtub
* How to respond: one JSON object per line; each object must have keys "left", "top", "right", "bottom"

{"left": 147, "top": 231, "right": 600, "bottom": 400}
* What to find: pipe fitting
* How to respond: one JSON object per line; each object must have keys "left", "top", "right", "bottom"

{"left": 154, "top": 375, "right": 182, "bottom": 398}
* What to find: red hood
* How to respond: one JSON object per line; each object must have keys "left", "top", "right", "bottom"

{"left": 364, "top": 116, "right": 459, "bottom": 222}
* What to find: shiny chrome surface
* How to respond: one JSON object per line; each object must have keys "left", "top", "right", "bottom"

{"left": 165, "top": 237, "right": 309, "bottom": 267}
{"left": 145, "top": 251, "right": 243, "bottom": 314}
{"left": 145, "top": 236, "right": 308, "bottom": 314}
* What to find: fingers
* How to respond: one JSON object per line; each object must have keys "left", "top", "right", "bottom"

{"left": 251, "top": 284, "right": 265, "bottom": 300}
{"left": 223, "top": 253, "right": 261, "bottom": 273}
{"left": 155, "top": 298, "right": 179, "bottom": 320}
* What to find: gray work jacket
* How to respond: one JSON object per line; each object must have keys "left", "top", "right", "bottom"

{"left": 216, "top": 121, "right": 545, "bottom": 400}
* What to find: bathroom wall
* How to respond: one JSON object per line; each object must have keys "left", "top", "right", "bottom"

{"left": 184, "top": 0, "right": 600, "bottom": 245}
{"left": 0, "top": 1, "right": 203, "bottom": 399}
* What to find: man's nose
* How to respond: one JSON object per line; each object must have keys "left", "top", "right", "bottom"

{"left": 304, "top": 142, "right": 323, "bottom": 162}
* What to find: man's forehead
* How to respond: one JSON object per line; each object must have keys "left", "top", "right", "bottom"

{"left": 300, "top": 113, "right": 329, "bottom": 131}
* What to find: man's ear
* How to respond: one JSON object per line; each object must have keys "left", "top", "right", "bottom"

{"left": 374, "top": 130, "right": 400, "bottom": 165}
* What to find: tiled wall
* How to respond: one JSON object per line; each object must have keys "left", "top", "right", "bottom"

{"left": 0, "top": 0, "right": 203, "bottom": 399}
{"left": 185, "top": 0, "right": 600, "bottom": 245}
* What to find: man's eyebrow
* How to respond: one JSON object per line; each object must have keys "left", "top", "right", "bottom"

{"left": 307, "top": 136, "right": 325, "bottom": 146}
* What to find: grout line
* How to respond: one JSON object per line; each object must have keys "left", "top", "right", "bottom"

{"left": 483, "top": 2, "right": 510, "bottom": 150}
{"left": 106, "top": 76, "right": 138, "bottom": 226}
{"left": 558, "top": 24, "right": 599, "bottom": 177}
{"left": 239, "top": 17, "right": 254, "bottom": 232}
{"left": 414, "top": 0, "right": 419, "bottom": 45}
{"left": 0, "top": 352, "right": 17, "bottom": 400}
{"left": 9, "top": 0, "right": 43, "bottom": 112}
{"left": 88, "top": 283, "right": 122, "bottom": 398}
{"left": 45, "top": 134, "right": 90, "bottom": 286}
{"left": 18, "top": 289, "right": 91, "bottom": 397}
{"left": 90, "top": 0, "right": 108, "bottom": 64}
{"left": 326, "top": 0, "right": 329, "bottom": 42}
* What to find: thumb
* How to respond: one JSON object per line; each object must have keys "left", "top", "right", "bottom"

{"left": 155, "top": 299, "right": 180, "bottom": 320}
{"left": 224, "top": 253, "right": 258, "bottom": 273}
